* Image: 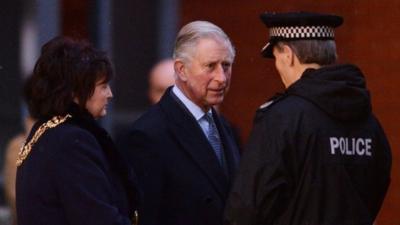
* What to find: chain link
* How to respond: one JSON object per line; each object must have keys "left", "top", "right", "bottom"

{"left": 16, "top": 114, "right": 72, "bottom": 166}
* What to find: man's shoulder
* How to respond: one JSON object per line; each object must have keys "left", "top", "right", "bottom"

{"left": 132, "top": 105, "right": 167, "bottom": 130}
{"left": 118, "top": 106, "right": 168, "bottom": 154}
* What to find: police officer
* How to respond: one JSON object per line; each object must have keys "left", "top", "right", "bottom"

{"left": 224, "top": 12, "right": 392, "bottom": 225}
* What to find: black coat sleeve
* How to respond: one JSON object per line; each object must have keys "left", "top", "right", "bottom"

{"left": 121, "top": 129, "right": 166, "bottom": 225}
{"left": 51, "top": 130, "right": 132, "bottom": 225}
{"left": 224, "top": 110, "right": 293, "bottom": 225}
{"left": 369, "top": 118, "right": 392, "bottom": 219}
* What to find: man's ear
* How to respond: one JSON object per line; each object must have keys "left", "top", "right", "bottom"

{"left": 282, "top": 45, "right": 295, "bottom": 66}
{"left": 174, "top": 59, "right": 187, "bottom": 81}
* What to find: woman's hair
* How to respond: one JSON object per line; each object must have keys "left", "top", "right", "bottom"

{"left": 24, "top": 36, "right": 113, "bottom": 119}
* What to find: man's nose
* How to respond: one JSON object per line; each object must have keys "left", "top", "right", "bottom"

{"left": 214, "top": 64, "right": 227, "bottom": 83}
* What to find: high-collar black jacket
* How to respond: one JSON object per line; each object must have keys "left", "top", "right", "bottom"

{"left": 119, "top": 88, "right": 241, "bottom": 225}
{"left": 224, "top": 64, "right": 392, "bottom": 225}
{"left": 16, "top": 104, "right": 139, "bottom": 225}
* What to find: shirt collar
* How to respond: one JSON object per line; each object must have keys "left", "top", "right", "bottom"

{"left": 172, "top": 85, "right": 211, "bottom": 121}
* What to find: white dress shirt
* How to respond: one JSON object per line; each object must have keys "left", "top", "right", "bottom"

{"left": 172, "top": 85, "right": 211, "bottom": 137}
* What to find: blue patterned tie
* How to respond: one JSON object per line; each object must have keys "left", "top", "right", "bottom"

{"left": 204, "top": 112, "right": 225, "bottom": 167}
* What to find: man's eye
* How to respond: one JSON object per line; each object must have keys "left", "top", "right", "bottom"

{"left": 222, "top": 63, "right": 231, "bottom": 70}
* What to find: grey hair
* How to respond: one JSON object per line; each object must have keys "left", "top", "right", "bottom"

{"left": 173, "top": 21, "right": 235, "bottom": 62}
{"left": 276, "top": 40, "right": 337, "bottom": 65}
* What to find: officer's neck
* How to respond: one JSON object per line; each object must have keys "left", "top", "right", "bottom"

{"left": 284, "top": 61, "right": 321, "bottom": 88}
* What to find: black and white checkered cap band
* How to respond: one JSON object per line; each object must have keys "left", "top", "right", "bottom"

{"left": 269, "top": 26, "right": 335, "bottom": 39}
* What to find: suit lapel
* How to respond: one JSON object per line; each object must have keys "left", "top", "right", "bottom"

{"left": 159, "top": 89, "right": 229, "bottom": 199}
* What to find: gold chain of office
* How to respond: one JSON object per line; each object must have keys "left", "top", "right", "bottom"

{"left": 16, "top": 114, "right": 72, "bottom": 167}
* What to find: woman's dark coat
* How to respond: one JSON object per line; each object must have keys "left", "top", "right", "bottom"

{"left": 16, "top": 105, "right": 139, "bottom": 225}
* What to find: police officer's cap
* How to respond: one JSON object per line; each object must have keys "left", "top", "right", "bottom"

{"left": 260, "top": 12, "right": 343, "bottom": 58}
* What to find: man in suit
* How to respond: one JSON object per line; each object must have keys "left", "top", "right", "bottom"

{"left": 122, "top": 21, "right": 240, "bottom": 225}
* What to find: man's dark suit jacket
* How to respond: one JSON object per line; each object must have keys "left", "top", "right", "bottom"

{"left": 122, "top": 88, "right": 240, "bottom": 225}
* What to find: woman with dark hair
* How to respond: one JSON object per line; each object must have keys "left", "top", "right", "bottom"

{"left": 16, "top": 36, "right": 139, "bottom": 225}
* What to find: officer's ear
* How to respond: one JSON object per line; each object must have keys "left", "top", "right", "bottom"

{"left": 174, "top": 59, "right": 188, "bottom": 82}
{"left": 280, "top": 44, "right": 295, "bottom": 66}
{"left": 274, "top": 43, "right": 294, "bottom": 66}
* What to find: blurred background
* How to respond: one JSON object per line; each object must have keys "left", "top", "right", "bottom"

{"left": 0, "top": 0, "right": 398, "bottom": 224}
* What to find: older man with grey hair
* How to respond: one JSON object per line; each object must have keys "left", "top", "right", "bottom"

{"left": 121, "top": 21, "right": 240, "bottom": 225}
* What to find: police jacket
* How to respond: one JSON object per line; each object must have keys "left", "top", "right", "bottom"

{"left": 224, "top": 64, "right": 391, "bottom": 225}
{"left": 16, "top": 104, "right": 140, "bottom": 225}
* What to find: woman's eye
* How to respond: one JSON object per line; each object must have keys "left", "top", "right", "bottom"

{"left": 99, "top": 84, "right": 108, "bottom": 89}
